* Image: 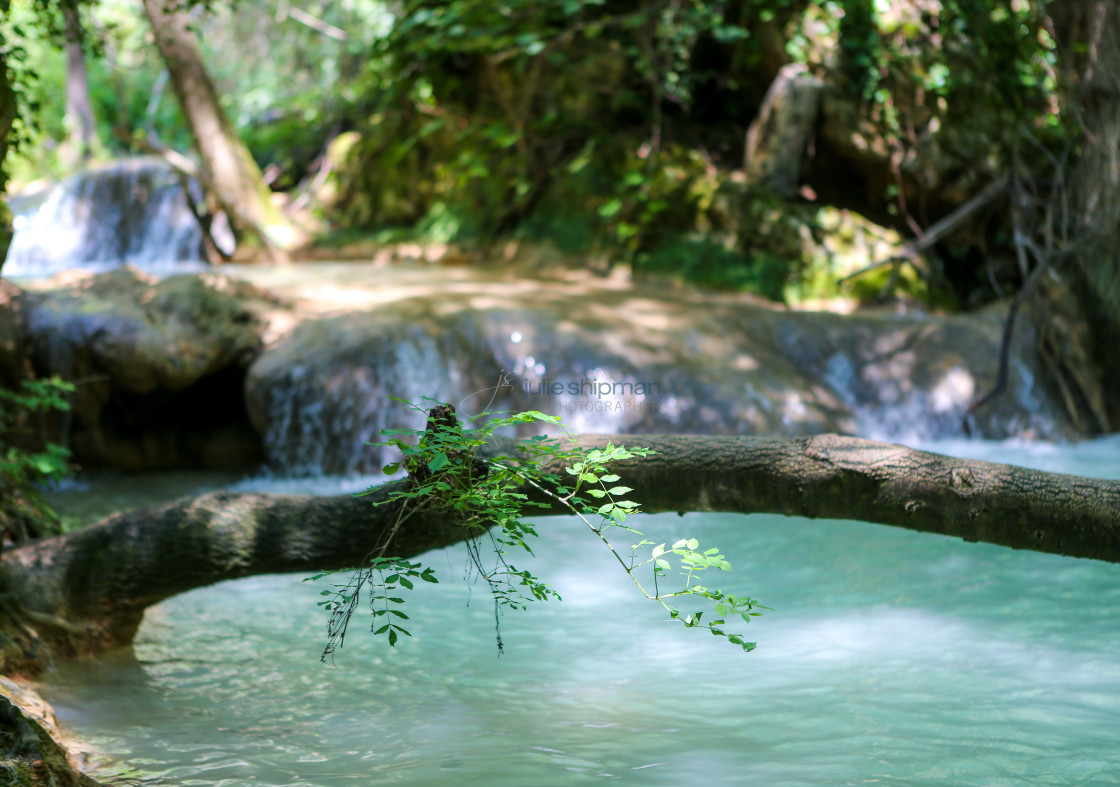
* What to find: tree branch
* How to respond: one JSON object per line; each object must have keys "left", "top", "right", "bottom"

{"left": 4, "top": 434, "right": 1118, "bottom": 659}
{"left": 840, "top": 173, "right": 1011, "bottom": 284}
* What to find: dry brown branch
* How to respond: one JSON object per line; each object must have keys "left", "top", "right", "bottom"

{"left": 840, "top": 173, "right": 1012, "bottom": 285}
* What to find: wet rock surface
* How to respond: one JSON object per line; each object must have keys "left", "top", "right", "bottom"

{"left": 242, "top": 266, "right": 1084, "bottom": 475}
{"left": 18, "top": 268, "right": 277, "bottom": 470}
{"left": 8, "top": 264, "right": 1092, "bottom": 475}
{"left": 0, "top": 678, "right": 103, "bottom": 786}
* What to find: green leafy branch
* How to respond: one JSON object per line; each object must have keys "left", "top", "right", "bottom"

{"left": 308, "top": 397, "right": 766, "bottom": 659}
{"left": 509, "top": 434, "right": 767, "bottom": 652}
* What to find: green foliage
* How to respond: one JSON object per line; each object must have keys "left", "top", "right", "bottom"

{"left": 329, "top": 0, "right": 1067, "bottom": 305}
{"left": 197, "top": 0, "right": 394, "bottom": 188}
{"left": 2, "top": 0, "right": 392, "bottom": 185}
{"left": 824, "top": 0, "right": 1056, "bottom": 119}
{"left": 332, "top": 0, "right": 754, "bottom": 250}
{"left": 0, "top": 377, "right": 73, "bottom": 544}
{"left": 836, "top": 0, "right": 880, "bottom": 100}
{"left": 1, "top": 0, "right": 43, "bottom": 177}
{"left": 309, "top": 398, "right": 766, "bottom": 659}
{"left": 4, "top": 0, "right": 1071, "bottom": 305}
{"left": 636, "top": 233, "right": 779, "bottom": 296}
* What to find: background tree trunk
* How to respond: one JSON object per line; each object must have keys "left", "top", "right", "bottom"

{"left": 0, "top": 43, "right": 15, "bottom": 276}
{"left": 60, "top": 0, "right": 97, "bottom": 168}
{"left": 4, "top": 433, "right": 1119, "bottom": 663}
{"left": 1054, "top": 0, "right": 1120, "bottom": 428}
{"left": 141, "top": 0, "right": 302, "bottom": 260}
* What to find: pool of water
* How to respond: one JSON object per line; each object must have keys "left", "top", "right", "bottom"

{"left": 40, "top": 439, "right": 1120, "bottom": 785}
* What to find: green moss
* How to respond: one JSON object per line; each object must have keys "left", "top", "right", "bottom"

{"left": 0, "top": 199, "right": 11, "bottom": 272}
{"left": 0, "top": 761, "right": 34, "bottom": 787}
{"left": 0, "top": 677, "right": 105, "bottom": 786}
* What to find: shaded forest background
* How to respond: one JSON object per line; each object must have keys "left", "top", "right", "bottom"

{"left": 7, "top": 6, "right": 1120, "bottom": 781}
{"left": 2, "top": 0, "right": 1120, "bottom": 421}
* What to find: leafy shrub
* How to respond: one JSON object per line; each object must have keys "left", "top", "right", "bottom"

{"left": 310, "top": 398, "right": 767, "bottom": 659}
{"left": 0, "top": 377, "right": 73, "bottom": 544}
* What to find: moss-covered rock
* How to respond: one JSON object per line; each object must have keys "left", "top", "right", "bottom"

{"left": 0, "top": 198, "right": 12, "bottom": 277}
{"left": 0, "top": 678, "right": 103, "bottom": 787}
{"left": 21, "top": 269, "right": 278, "bottom": 470}
{"left": 1, "top": 46, "right": 15, "bottom": 277}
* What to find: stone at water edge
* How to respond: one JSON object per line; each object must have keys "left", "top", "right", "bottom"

{"left": 20, "top": 268, "right": 280, "bottom": 471}
{"left": 0, "top": 677, "right": 105, "bottom": 786}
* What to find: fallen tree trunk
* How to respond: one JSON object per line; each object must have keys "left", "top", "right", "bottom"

{"left": 4, "top": 433, "right": 1119, "bottom": 661}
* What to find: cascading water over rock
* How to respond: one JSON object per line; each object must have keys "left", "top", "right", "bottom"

{"left": 5, "top": 157, "right": 223, "bottom": 277}
{"left": 242, "top": 275, "right": 1077, "bottom": 477}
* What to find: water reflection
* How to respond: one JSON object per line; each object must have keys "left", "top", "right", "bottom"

{"left": 43, "top": 486, "right": 1120, "bottom": 785}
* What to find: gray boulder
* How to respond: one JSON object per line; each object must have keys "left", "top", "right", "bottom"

{"left": 21, "top": 268, "right": 276, "bottom": 469}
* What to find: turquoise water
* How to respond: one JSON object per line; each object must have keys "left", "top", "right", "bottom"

{"left": 42, "top": 440, "right": 1120, "bottom": 786}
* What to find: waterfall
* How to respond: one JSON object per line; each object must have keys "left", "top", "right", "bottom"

{"left": 241, "top": 280, "right": 1075, "bottom": 478}
{"left": 5, "top": 157, "right": 222, "bottom": 278}
{"left": 243, "top": 303, "right": 960, "bottom": 478}
{"left": 11, "top": 260, "right": 1081, "bottom": 477}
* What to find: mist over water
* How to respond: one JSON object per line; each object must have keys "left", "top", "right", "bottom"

{"left": 41, "top": 439, "right": 1120, "bottom": 786}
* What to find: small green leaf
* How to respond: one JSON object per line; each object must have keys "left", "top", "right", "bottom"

{"left": 598, "top": 198, "right": 623, "bottom": 217}
{"left": 514, "top": 410, "right": 561, "bottom": 423}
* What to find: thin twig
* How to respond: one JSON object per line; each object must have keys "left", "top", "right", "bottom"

{"left": 840, "top": 173, "right": 1011, "bottom": 284}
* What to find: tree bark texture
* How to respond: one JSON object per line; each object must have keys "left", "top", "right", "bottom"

{"left": 3, "top": 434, "right": 1119, "bottom": 661}
{"left": 744, "top": 63, "right": 821, "bottom": 198}
{"left": 141, "top": 0, "right": 299, "bottom": 259}
{"left": 61, "top": 0, "right": 97, "bottom": 167}
{"left": 1054, "top": 0, "right": 1120, "bottom": 423}
{"left": 1, "top": 44, "right": 15, "bottom": 275}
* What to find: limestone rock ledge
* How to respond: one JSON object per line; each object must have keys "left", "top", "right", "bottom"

{"left": 0, "top": 677, "right": 103, "bottom": 787}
